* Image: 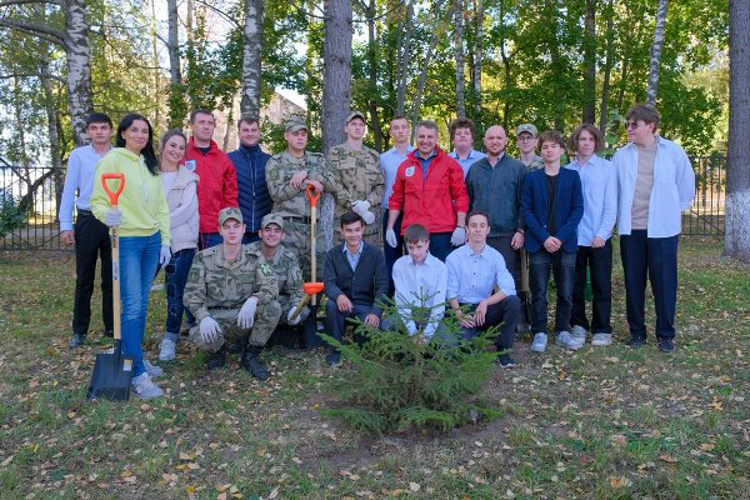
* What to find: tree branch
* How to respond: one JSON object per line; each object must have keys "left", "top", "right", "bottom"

{"left": 192, "top": 0, "right": 242, "bottom": 29}
{"left": 0, "top": 0, "right": 62, "bottom": 7}
{"left": 0, "top": 18, "right": 65, "bottom": 47}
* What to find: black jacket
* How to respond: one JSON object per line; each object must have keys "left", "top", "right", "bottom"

{"left": 323, "top": 242, "right": 389, "bottom": 317}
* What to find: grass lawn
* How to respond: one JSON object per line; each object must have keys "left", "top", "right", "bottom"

{"left": 0, "top": 237, "right": 748, "bottom": 499}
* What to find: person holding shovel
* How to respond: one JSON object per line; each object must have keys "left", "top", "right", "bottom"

{"left": 91, "top": 113, "right": 172, "bottom": 400}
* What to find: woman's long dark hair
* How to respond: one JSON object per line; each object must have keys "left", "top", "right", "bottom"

{"left": 116, "top": 113, "right": 159, "bottom": 175}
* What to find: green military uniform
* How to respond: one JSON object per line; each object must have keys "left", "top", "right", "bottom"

{"left": 524, "top": 154, "right": 544, "bottom": 172}
{"left": 327, "top": 142, "right": 384, "bottom": 246}
{"left": 184, "top": 244, "right": 281, "bottom": 352}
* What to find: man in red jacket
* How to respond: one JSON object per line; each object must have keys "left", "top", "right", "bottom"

{"left": 183, "top": 109, "right": 239, "bottom": 249}
{"left": 385, "top": 120, "right": 469, "bottom": 262}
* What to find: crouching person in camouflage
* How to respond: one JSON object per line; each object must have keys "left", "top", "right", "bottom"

{"left": 184, "top": 207, "right": 281, "bottom": 380}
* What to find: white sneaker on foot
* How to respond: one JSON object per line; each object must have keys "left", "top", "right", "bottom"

{"left": 530, "top": 332, "right": 548, "bottom": 353}
{"left": 556, "top": 331, "right": 584, "bottom": 351}
{"left": 131, "top": 372, "right": 164, "bottom": 400}
{"left": 144, "top": 360, "right": 163, "bottom": 379}
{"left": 159, "top": 338, "right": 177, "bottom": 361}
{"left": 570, "top": 325, "right": 588, "bottom": 344}
{"left": 591, "top": 333, "right": 613, "bottom": 346}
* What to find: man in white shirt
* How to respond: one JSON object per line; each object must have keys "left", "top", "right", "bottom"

{"left": 448, "top": 117, "right": 486, "bottom": 178}
{"left": 60, "top": 113, "right": 114, "bottom": 348}
{"left": 613, "top": 104, "right": 695, "bottom": 353}
{"left": 391, "top": 223, "right": 447, "bottom": 343}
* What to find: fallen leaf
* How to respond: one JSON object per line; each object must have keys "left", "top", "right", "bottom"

{"left": 268, "top": 486, "right": 280, "bottom": 499}
{"left": 409, "top": 482, "right": 420, "bottom": 492}
{"left": 610, "top": 476, "right": 632, "bottom": 488}
{"left": 660, "top": 454, "right": 678, "bottom": 463}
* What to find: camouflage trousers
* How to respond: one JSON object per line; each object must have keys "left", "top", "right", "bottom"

{"left": 189, "top": 301, "right": 282, "bottom": 352}
{"left": 284, "top": 218, "right": 327, "bottom": 282}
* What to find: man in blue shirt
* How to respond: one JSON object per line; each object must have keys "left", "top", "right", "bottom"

{"left": 60, "top": 113, "right": 115, "bottom": 348}
{"left": 446, "top": 211, "right": 521, "bottom": 367}
{"left": 448, "top": 117, "right": 486, "bottom": 178}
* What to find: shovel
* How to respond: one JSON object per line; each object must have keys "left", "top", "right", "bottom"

{"left": 86, "top": 173, "right": 133, "bottom": 401}
{"left": 520, "top": 249, "right": 533, "bottom": 330}
{"left": 289, "top": 282, "right": 325, "bottom": 322}
{"left": 306, "top": 184, "right": 321, "bottom": 310}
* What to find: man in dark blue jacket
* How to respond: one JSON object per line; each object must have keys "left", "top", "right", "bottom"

{"left": 228, "top": 116, "right": 272, "bottom": 244}
{"left": 520, "top": 130, "right": 583, "bottom": 354}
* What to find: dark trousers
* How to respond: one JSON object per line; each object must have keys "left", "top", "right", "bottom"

{"left": 72, "top": 210, "right": 113, "bottom": 336}
{"left": 199, "top": 232, "right": 223, "bottom": 249}
{"left": 383, "top": 210, "right": 404, "bottom": 296}
{"left": 324, "top": 301, "right": 379, "bottom": 353}
{"left": 459, "top": 296, "right": 521, "bottom": 349}
{"left": 620, "top": 230, "right": 679, "bottom": 340}
{"left": 429, "top": 232, "right": 454, "bottom": 262}
{"left": 571, "top": 241, "right": 613, "bottom": 333}
{"left": 164, "top": 248, "right": 196, "bottom": 334}
{"left": 529, "top": 249, "right": 576, "bottom": 333}
{"left": 487, "top": 235, "right": 521, "bottom": 287}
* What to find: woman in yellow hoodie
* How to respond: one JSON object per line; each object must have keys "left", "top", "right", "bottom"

{"left": 91, "top": 113, "right": 171, "bottom": 400}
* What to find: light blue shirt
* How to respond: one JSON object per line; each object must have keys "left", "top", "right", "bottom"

{"left": 612, "top": 137, "right": 695, "bottom": 238}
{"left": 343, "top": 240, "right": 364, "bottom": 271}
{"left": 449, "top": 149, "right": 486, "bottom": 178}
{"left": 565, "top": 154, "right": 617, "bottom": 246}
{"left": 59, "top": 144, "right": 112, "bottom": 230}
{"left": 380, "top": 145, "right": 414, "bottom": 210}
{"left": 446, "top": 243, "right": 516, "bottom": 304}
{"left": 392, "top": 252, "right": 447, "bottom": 338}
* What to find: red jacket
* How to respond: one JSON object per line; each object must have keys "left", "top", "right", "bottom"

{"left": 389, "top": 147, "right": 469, "bottom": 235}
{"left": 183, "top": 138, "right": 238, "bottom": 233}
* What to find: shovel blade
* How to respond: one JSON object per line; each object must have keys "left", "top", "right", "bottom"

{"left": 86, "top": 342, "right": 133, "bottom": 401}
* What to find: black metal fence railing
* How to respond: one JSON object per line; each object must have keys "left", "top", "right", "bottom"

{"left": 0, "top": 156, "right": 727, "bottom": 252}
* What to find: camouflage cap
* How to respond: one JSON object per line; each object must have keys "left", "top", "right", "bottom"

{"left": 218, "top": 207, "right": 243, "bottom": 226}
{"left": 260, "top": 213, "right": 284, "bottom": 230}
{"left": 516, "top": 123, "right": 538, "bottom": 137}
{"left": 346, "top": 111, "right": 366, "bottom": 124}
{"left": 284, "top": 116, "right": 308, "bottom": 133}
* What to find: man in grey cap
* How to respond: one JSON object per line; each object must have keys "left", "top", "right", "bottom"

{"left": 327, "top": 111, "right": 384, "bottom": 246}
{"left": 516, "top": 123, "right": 543, "bottom": 171}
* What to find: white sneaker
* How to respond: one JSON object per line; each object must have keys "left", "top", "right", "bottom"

{"left": 159, "top": 338, "right": 177, "bottom": 361}
{"left": 131, "top": 372, "right": 164, "bottom": 400}
{"left": 530, "top": 332, "right": 548, "bottom": 353}
{"left": 144, "top": 360, "right": 163, "bottom": 379}
{"left": 570, "top": 325, "right": 588, "bottom": 344}
{"left": 556, "top": 331, "right": 584, "bottom": 351}
{"left": 591, "top": 333, "right": 613, "bottom": 346}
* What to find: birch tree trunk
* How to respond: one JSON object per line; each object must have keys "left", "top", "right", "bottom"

{"left": 167, "top": 0, "right": 184, "bottom": 129}
{"left": 64, "top": 0, "right": 94, "bottom": 146}
{"left": 473, "top": 0, "right": 483, "bottom": 122}
{"left": 366, "top": 0, "right": 383, "bottom": 152}
{"left": 150, "top": 0, "right": 160, "bottom": 136}
{"left": 646, "top": 0, "right": 669, "bottom": 105}
{"left": 582, "top": 0, "right": 596, "bottom": 124}
{"left": 395, "top": 2, "right": 413, "bottom": 115}
{"left": 454, "top": 0, "right": 466, "bottom": 118}
{"left": 40, "top": 52, "right": 64, "bottom": 220}
{"left": 725, "top": 0, "right": 750, "bottom": 260}
{"left": 241, "top": 0, "right": 263, "bottom": 118}
{"left": 599, "top": 0, "right": 614, "bottom": 132}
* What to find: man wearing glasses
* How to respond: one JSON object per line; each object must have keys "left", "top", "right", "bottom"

{"left": 516, "top": 124, "right": 543, "bottom": 171}
{"left": 613, "top": 104, "right": 695, "bottom": 353}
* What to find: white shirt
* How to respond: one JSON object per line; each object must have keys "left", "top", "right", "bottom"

{"left": 59, "top": 144, "right": 112, "bottom": 230}
{"left": 449, "top": 149, "right": 486, "bottom": 178}
{"left": 446, "top": 243, "right": 516, "bottom": 304}
{"left": 612, "top": 137, "right": 695, "bottom": 237}
{"left": 565, "top": 154, "right": 617, "bottom": 246}
{"left": 392, "top": 252, "right": 447, "bottom": 338}
{"left": 380, "top": 145, "right": 414, "bottom": 210}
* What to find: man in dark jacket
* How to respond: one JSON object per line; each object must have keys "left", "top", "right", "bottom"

{"left": 228, "top": 116, "right": 272, "bottom": 244}
{"left": 323, "top": 211, "right": 389, "bottom": 366}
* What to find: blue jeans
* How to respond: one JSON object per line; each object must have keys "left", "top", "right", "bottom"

{"left": 119, "top": 232, "right": 161, "bottom": 377}
{"left": 529, "top": 249, "right": 576, "bottom": 333}
{"left": 164, "top": 248, "right": 196, "bottom": 335}
{"left": 429, "top": 232, "right": 454, "bottom": 262}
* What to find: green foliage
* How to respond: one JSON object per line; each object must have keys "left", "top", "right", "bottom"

{"left": 320, "top": 300, "right": 502, "bottom": 434}
{"left": 0, "top": 190, "right": 28, "bottom": 239}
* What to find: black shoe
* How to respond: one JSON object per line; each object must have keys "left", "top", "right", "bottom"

{"left": 496, "top": 354, "right": 516, "bottom": 368}
{"left": 226, "top": 337, "right": 248, "bottom": 355}
{"left": 241, "top": 345, "right": 270, "bottom": 381}
{"left": 69, "top": 333, "right": 86, "bottom": 348}
{"left": 325, "top": 351, "right": 341, "bottom": 366}
{"left": 658, "top": 338, "right": 675, "bottom": 353}
{"left": 206, "top": 346, "right": 226, "bottom": 370}
{"left": 626, "top": 336, "right": 646, "bottom": 348}
{"left": 103, "top": 330, "right": 114, "bottom": 338}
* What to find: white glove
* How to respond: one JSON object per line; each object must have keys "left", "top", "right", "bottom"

{"left": 451, "top": 226, "right": 466, "bottom": 246}
{"left": 352, "top": 200, "right": 371, "bottom": 214}
{"left": 385, "top": 229, "right": 398, "bottom": 248}
{"left": 199, "top": 316, "right": 221, "bottom": 344}
{"left": 361, "top": 210, "right": 376, "bottom": 225}
{"left": 159, "top": 245, "right": 172, "bottom": 266}
{"left": 287, "top": 306, "right": 303, "bottom": 326}
{"left": 104, "top": 209, "right": 121, "bottom": 227}
{"left": 237, "top": 297, "right": 259, "bottom": 329}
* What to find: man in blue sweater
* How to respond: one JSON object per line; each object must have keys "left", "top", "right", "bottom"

{"left": 323, "top": 211, "right": 389, "bottom": 366}
{"left": 228, "top": 116, "right": 272, "bottom": 244}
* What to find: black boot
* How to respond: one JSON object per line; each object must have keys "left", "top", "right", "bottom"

{"left": 226, "top": 336, "right": 248, "bottom": 355}
{"left": 242, "top": 345, "right": 270, "bottom": 381}
{"left": 206, "top": 345, "right": 226, "bottom": 370}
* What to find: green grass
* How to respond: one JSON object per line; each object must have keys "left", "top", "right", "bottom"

{"left": 0, "top": 237, "right": 749, "bottom": 499}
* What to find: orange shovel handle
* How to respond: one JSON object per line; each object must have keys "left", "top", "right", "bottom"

{"left": 101, "top": 173, "right": 125, "bottom": 207}
{"left": 305, "top": 183, "right": 320, "bottom": 207}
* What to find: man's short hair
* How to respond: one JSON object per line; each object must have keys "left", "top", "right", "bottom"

{"left": 449, "top": 117, "right": 476, "bottom": 142}
{"left": 404, "top": 223, "right": 430, "bottom": 243}
{"left": 625, "top": 104, "right": 660, "bottom": 131}
{"left": 466, "top": 211, "right": 489, "bottom": 225}
{"left": 86, "top": 113, "right": 113, "bottom": 129}
{"left": 391, "top": 114, "right": 408, "bottom": 124}
{"left": 238, "top": 115, "right": 259, "bottom": 129}
{"left": 189, "top": 109, "right": 214, "bottom": 123}
{"left": 537, "top": 130, "right": 566, "bottom": 149}
{"left": 416, "top": 120, "right": 439, "bottom": 133}
{"left": 340, "top": 211, "right": 364, "bottom": 228}
{"left": 568, "top": 124, "right": 604, "bottom": 153}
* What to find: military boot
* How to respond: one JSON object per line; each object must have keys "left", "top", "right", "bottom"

{"left": 206, "top": 345, "right": 226, "bottom": 370}
{"left": 241, "top": 345, "right": 270, "bottom": 381}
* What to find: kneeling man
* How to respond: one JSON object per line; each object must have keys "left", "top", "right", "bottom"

{"left": 184, "top": 208, "right": 281, "bottom": 380}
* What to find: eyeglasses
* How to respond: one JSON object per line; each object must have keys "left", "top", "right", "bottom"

{"left": 517, "top": 136, "right": 535, "bottom": 142}
{"left": 625, "top": 121, "right": 643, "bottom": 130}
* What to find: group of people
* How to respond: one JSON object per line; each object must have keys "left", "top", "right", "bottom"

{"left": 60, "top": 103, "right": 695, "bottom": 400}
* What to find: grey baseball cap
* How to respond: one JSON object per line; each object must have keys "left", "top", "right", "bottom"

{"left": 346, "top": 111, "right": 366, "bottom": 124}
{"left": 218, "top": 207, "right": 243, "bottom": 226}
{"left": 516, "top": 123, "right": 538, "bottom": 137}
{"left": 260, "top": 213, "right": 284, "bottom": 230}
{"left": 284, "top": 116, "right": 308, "bottom": 133}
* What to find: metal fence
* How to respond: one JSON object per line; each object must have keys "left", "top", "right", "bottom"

{"left": 0, "top": 156, "right": 727, "bottom": 252}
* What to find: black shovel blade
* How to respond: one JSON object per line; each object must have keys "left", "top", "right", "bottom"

{"left": 86, "top": 340, "right": 133, "bottom": 401}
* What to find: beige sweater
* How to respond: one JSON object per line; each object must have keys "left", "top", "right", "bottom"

{"left": 162, "top": 166, "right": 199, "bottom": 253}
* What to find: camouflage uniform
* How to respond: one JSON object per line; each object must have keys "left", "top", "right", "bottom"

{"left": 184, "top": 245, "right": 281, "bottom": 352}
{"left": 523, "top": 154, "right": 544, "bottom": 172}
{"left": 246, "top": 240, "right": 308, "bottom": 324}
{"left": 265, "top": 150, "right": 340, "bottom": 282}
{"left": 327, "top": 143, "right": 384, "bottom": 246}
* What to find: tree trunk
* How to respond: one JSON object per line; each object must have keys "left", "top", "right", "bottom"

{"left": 582, "top": 0, "right": 597, "bottom": 124}
{"left": 40, "top": 53, "right": 64, "bottom": 221}
{"left": 725, "top": 0, "right": 750, "bottom": 260}
{"left": 64, "top": 0, "right": 94, "bottom": 146}
{"left": 395, "top": 2, "right": 413, "bottom": 115}
{"left": 150, "top": 0, "right": 160, "bottom": 136}
{"left": 167, "top": 0, "right": 184, "bottom": 129}
{"left": 473, "top": 0, "right": 483, "bottom": 124}
{"left": 223, "top": 103, "right": 234, "bottom": 151}
{"left": 367, "top": 0, "right": 383, "bottom": 152}
{"left": 545, "top": 0, "right": 564, "bottom": 130}
{"left": 646, "top": 0, "right": 669, "bottom": 105}
{"left": 410, "top": 15, "right": 442, "bottom": 142}
{"left": 241, "top": 0, "right": 263, "bottom": 118}
{"left": 454, "top": 0, "right": 466, "bottom": 118}
{"left": 499, "top": 0, "right": 512, "bottom": 129}
{"left": 599, "top": 0, "right": 614, "bottom": 132}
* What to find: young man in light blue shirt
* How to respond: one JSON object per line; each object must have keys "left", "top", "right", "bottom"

{"left": 566, "top": 124, "right": 617, "bottom": 348}
{"left": 59, "top": 113, "right": 115, "bottom": 348}
{"left": 448, "top": 117, "right": 486, "bottom": 178}
{"left": 613, "top": 104, "right": 695, "bottom": 353}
